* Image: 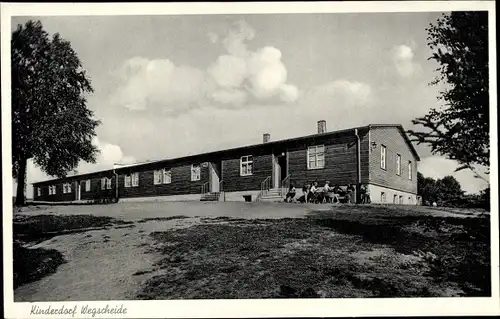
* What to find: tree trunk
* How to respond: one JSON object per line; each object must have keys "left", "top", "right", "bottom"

{"left": 15, "top": 157, "right": 27, "bottom": 206}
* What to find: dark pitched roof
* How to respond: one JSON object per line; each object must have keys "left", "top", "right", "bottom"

{"left": 32, "top": 124, "right": 420, "bottom": 185}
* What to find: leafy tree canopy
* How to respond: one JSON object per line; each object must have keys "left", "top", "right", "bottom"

{"left": 12, "top": 20, "right": 100, "bottom": 205}
{"left": 408, "top": 12, "right": 489, "bottom": 173}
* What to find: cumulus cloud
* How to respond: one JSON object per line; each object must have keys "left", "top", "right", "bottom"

{"left": 392, "top": 44, "right": 422, "bottom": 78}
{"left": 110, "top": 20, "right": 299, "bottom": 112}
{"left": 418, "top": 156, "right": 490, "bottom": 194}
{"left": 110, "top": 57, "right": 205, "bottom": 113}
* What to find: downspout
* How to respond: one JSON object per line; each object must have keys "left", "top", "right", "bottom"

{"left": 354, "top": 128, "right": 361, "bottom": 204}
{"left": 113, "top": 168, "right": 119, "bottom": 200}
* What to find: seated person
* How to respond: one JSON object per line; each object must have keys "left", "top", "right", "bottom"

{"left": 285, "top": 184, "right": 297, "bottom": 203}
{"left": 332, "top": 184, "right": 343, "bottom": 203}
{"left": 308, "top": 181, "right": 319, "bottom": 203}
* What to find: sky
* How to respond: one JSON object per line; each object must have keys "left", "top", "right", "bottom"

{"left": 11, "top": 12, "right": 490, "bottom": 196}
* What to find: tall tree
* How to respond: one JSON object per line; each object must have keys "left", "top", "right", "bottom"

{"left": 12, "top": 20, "right": 100, "bottom": 206}
{"left": 408, "top": 12, "right": 489, "bottom": 179}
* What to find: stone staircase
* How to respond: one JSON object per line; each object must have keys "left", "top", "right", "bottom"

{"left": 200, "top": 192, "right": 221, "bottom": 201}
{"left": 259, "top": 188, "right": 284, "bottom": 202}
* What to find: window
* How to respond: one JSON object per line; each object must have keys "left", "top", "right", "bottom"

{"left": 307, "top": 145, "right": 325, "bottom": 169}
{"left": 396, "top": 154, "right": 401, "bottom": 175}
{"left": 381, "top": 192, "right": 386, "bottom": 203}
{"left": 131, "top": 172, "right": 139, "bottom": 187}
{"left": 63, "top": 183, "right": 72, "bottom": 194}
{"left": 399, "top": 196, "right": 403, "bottom": 204}
{"left": 393, "top": 194, "right": 398, "bottom": 204}
{"left": 191, "top": 164, "right": 201, "bottom": 181}
{"left": 408, "top": 197, "right": 412, "bottom": 204}
{"left": 101, "top": 178, "right": 106, "bottom": 190}
{"left": 408, "top": 161, "right": 413, "bottom": 180}
{"left": 153, "top": 170, "right": 162, "bottom": 185}
{"left": 380, "top": 145, "right": 387, "bottom": 170}
{"left": 240, "top": 156, "right": 253, "bottom": 176}
{"left": 37, "top": 187, "right": 41, "bottom": 197}
{"left": 85, "top": 180, "right": 91, "bottom": 192}
{"left": 163, "top": 169, "right": 172, "bottom": 184}
{"left": 49, "top": 185, "right": 56, "bottom": 195}
{"left": 106, "top": 178, "right": 112, "bottom": 190}
{"left": 125, "top": 174, "right": 132, "bottom": 188}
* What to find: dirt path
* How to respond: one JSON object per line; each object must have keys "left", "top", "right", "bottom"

{"left": 14, "top": 217, "right": 199, "bottom": 301}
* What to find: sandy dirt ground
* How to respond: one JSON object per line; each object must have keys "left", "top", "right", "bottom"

{"left": 14, "top": 217, "right": 200, "bottom": 301}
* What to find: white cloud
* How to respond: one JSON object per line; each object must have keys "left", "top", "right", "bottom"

{"left": 418, "top": 156, "right": 490, "bottom": 194}
{"left": 392, "top": 44, "right": 422, "bottom": 78}
{"left": 109, "top": 20, "right": 298, "bottom": 113}
{"left": 110, "top": 57, "right": 206, "bottom": 113}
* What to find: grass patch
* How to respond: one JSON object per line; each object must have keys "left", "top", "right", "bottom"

{"left": 13, "top": 243, "right": 66, "bottom": 289}
{"left": 137, "top": 215, "right": 190, "bottom": 223}
{"left": 138, "top": 207, "right": 490, "bottom": 299}
{"left": 13, "top": 214, "right": 131, "bottom": 244}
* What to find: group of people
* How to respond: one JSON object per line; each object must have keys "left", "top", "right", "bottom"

{"left": 284, "top": 181, "right": 371, "bottom": 204}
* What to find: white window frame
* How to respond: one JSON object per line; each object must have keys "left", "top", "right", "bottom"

{"left": 37, "top": 187, "right": 41, "bottom": 197}
{"left": 240, "top": 155, "right": 253, "bottom": 176}
{"left": 163, "top": 169, "right": 172, "bottom": 184}
{"left": 106, "top": 177, "right": 112, "bottom": 190}
{"left": 396, "top": 154, "right": 401, "bottom": 176}
{"left": 63, "top": 183, "right": 72, "bottom": 194}
{"left": 153, "top": 170, "right": 162, "bottom": 185}
{"left": 85, "top": 180, "right": 91, "bottom": 192}
{"left": 131, "top": 172, "right": 139, "bottom": 187}
{"left": 191, "top": 164, "right": 201, "bottom": 181}
{"left": 307, "top": 145, "right": 325, "bottom": 170}
{"left": 380, "top": 145, "right": 387, "bottom": 170}
{"left": 408, "top": 161, "right": 413, "bottom": 180}
{"left": 124, "top": 174, "right": 132, "bottom": 188}
{"left": 49, "top": 185, "right": 56, "bottom": 195}
{"left": 101, "top": 178, "right": 106, "bottom": 190}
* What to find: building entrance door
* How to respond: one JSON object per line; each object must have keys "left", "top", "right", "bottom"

{"left": 210, "top": 161, "right": 222, "bottom": 192}
{"left": 273, "top": 152, "right": 287, "bottom": 189}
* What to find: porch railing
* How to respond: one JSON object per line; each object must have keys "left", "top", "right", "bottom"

{"left": 219, "top": 180, "right": 225, "bottom": 202}
{"left": 201, "top": 182, "right": 210, "bottom": 195}
{"left": 280, "top": 174, "right": 291, "bottom": 197}
{"left": 258, "top": 176, "right": 271, "bottom": 201}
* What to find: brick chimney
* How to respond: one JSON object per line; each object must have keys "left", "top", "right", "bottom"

{"left": 317, "top": 120, "right": 327, "bottom": 134}
{"left": 263, "top": 133, "right": 270, "bottom": 143}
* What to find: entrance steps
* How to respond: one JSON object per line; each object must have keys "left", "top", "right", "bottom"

{"left": 200, "top": 192, "right": 221, "bottom": 201}
{"left": 259, "top": 188, "right": 284, "bottom": 202}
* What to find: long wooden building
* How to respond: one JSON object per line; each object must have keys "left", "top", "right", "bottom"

{"left": 32, "top": 122, "right": 420, "bottom": 204}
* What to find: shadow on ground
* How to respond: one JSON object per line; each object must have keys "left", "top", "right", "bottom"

{"left": 138, "top": 206, "right": 490, "bottom": 299}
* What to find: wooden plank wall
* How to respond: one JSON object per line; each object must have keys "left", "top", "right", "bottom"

{"left": 287, "top": 130, "right": 369, "bottom": 188}
{"left": 368, "top": 127, "right": 418, "bottom": 194}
